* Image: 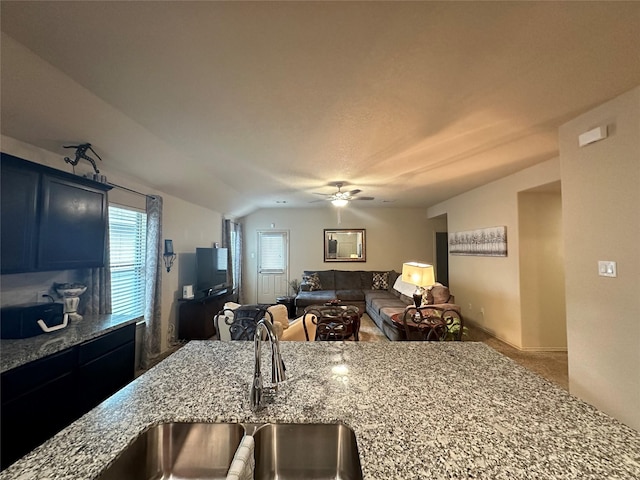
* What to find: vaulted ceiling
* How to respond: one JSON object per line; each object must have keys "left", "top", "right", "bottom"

{"left": 2, "top": 1, "right": 639, "bottom": 217}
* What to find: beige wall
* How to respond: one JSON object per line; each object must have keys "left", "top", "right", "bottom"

{"left": 518, "top": 189, "right": 566, "bottom": 350}
{"left": 559, "top": 87, "right": 640, "bottom": 431}
{"left": 241, "top": 207, "right": 434, "bottom": 304}
{"left": 0, "top": 136, "right": 222, "bottom": 351}
{"left": 428, "top": 159, "right": 561, "bottom": 348}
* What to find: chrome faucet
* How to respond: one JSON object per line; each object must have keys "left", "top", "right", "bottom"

{"left": 250, "top": 317, "right": 286, "bottom": 410}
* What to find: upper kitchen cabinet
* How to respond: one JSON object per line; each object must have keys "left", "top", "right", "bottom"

{"left": 0, "top": 163, "right": 39, "bottom": 273}
{"left": 0, "top": 153, "right": 112, "bottom": 274}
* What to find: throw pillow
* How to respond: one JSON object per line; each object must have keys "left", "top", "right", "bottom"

{"left": 393, "top": 276, "right": 416, "bottom": 297}
{"left": 372, "top": 271, "right": 389, "bottom": 290}
{"left": 302, "top": 272, "right": 322, "bottom": 291}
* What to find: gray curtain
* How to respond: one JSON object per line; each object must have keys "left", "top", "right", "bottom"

{"left": 82, "top": 207, "right": 112, "bottom": 315}
{"left": 142, "top": 195, "right": 163, "bottom": 369}
{"left": 222, "top": 219, "right": 244, "bottom": 303}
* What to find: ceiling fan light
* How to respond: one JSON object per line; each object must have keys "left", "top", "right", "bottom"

{"left": 331, "top": 198, "right": 348, "bottom": 207}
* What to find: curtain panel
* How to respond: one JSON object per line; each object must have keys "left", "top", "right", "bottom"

{"left": 142, "top": 195, "right": 163, "bottom": 369}
{"left": 82, "top": 207, "right": 112, "bottom": 315}
{"left": 222, "top": 219, "right": 244, "bottom": 304}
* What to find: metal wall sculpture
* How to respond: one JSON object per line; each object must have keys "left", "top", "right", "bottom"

{"left": 449, "top": 226, "right": 507, "bottom": 257}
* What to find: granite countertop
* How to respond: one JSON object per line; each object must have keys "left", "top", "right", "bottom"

{"left": 0, "top": 314, "right": 140, "bottom": 373}
{"left": 2, "top": 341, "right": 639, "bottom": 479}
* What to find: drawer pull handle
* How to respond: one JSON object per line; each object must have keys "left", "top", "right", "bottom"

{"left": 37, "top": 313, "right": 69, "bottom": 333}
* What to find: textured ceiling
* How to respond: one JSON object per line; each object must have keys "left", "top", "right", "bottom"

{"left": 1, "top": 1, "right": 639, "bottom": 217}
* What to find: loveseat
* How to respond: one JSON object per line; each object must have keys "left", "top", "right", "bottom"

{"left": 295, "top": 269, "right": 461, "bottom": 341}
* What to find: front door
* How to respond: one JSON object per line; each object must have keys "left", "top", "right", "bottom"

{"left": 257, "top": 230, "right": 289, "bottom": 304}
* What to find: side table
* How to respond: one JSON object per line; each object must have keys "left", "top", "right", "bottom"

{"left": 276, "top": 295, "right": 297, "bottom": 319}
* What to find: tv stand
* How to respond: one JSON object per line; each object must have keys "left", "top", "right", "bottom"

{"left": 203, "top": 286, "right": 228, "bottom": 297}
{"left": 178, "top": 288, "right": 237, "bottom": 340}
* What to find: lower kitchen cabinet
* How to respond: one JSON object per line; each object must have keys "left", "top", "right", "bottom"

{"left": 78, "top": 325, "right": 135, "bottom": 413}
{"left": 0, "top": 323, "right": 135, "bottom": 470}
{"left": 0, "top": 349, "right": 76, "bottom": 470}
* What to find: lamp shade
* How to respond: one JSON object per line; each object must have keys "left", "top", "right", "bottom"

{"left": 331, "top": 198, "right": 348, "bottom": 207}
{"left": 401, "top": 262, "right": 435, "bottom": 287}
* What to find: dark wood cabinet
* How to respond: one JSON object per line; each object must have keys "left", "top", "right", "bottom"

{"left": 38, "top": 174, "right": 108, "bottom": 270}
{"left": 0, "top": 153, "right": 111, "bottom": 274}
{"left": 178, "top": 289, "right": 237, "bottom": 340}
{"left": 0, "top": 348, "right": 76, "bottom": 470}
{"left": 0, "top": 324, "right": 135, "bottom": 470}
{"left": 0, "top": 163, "right": 39, "bottom": 273}
{"left": 77, "top": 323, "right": 135, "bottom": 413}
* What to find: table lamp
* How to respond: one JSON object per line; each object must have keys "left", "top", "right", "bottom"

{"left": 402, "top": 262, "right": 435, "bottom": 307}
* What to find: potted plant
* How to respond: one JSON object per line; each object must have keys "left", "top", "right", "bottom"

{"left": 289, "top": 278, "right": 300, "bottom": 296}
{"left": 445, "top": 315, "right": 468, "bottom": 341}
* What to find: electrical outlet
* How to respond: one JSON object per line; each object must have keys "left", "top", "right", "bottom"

{"left": 36, "top": 290, "right": 50, "bottom": 303}
{"left": 468, "top": 303, "right": 472, "bottom": 311}
{"left": 480, "top": 307, "right": 485, "bottom": 316}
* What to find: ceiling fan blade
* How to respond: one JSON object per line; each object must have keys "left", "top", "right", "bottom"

{"left": 312, "top": 192, "right": 329, "bottom": 196}
{"left": 353, "top": 196, "right": 375, "bottom": 201}
{"left": 347, "top": 189, "right": 362, "bottom": 196}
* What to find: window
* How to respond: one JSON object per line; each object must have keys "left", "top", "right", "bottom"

{"left": 109, "top": 205, "right": 147, "bottom": 316}
{"left": 258, "top": 231, "right": 287, "bottom": 274}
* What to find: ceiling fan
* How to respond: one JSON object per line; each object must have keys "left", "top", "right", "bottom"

{"left": 311, "top": 182, "right": 374, "bottom": 207}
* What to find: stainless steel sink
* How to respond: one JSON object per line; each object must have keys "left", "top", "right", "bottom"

{"left": 97, "top": 422, "right": 245, "bottom": 480}
{"left": 98, "top": 422, "right": 362, "bottom": 480}
{"left": 253, "top": 423, "right": 363, "bottom": 480}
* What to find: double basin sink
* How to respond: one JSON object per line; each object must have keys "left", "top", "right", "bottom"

{"left": 97, "top": 422, "right": 363, "bottom": 480}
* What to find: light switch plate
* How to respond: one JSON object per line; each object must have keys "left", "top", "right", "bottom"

{"left": 598, "top": 261, "right": 617, "bottom": 278}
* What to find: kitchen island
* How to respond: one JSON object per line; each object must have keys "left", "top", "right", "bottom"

{"left": 1, "top": 341, "right": 639, "bottom": 479}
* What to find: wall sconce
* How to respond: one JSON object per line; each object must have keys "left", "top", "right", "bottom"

{"left": 163, "top": 239, "right": 176, "bottom": 273}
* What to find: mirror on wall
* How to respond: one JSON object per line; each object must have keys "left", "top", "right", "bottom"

{"left": 324, "top": 229, "right": 366, "bottom": 262}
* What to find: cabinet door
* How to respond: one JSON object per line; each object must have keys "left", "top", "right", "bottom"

{"left": 0, "top": 348, "right": 76, "bottom": 470}
{"left": 0, "top": 164, "right": 39, "bottom": 273}
{"left": 77, "top": 324, "right": 136, "bottom": 414}
{"left": 38, "top": 175, "right": 108, "bottom": 270}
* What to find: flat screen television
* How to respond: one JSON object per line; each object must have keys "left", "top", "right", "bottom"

{"left": 196, "top": 247, "right": 229, "bottom": 294}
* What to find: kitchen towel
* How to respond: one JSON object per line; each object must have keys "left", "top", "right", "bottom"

{"left": 226, "top": 434, "right": 255, "bottom": 480}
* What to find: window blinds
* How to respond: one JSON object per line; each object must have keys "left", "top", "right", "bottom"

{"left": 259, "top": 232, "right": 286, "bottom": 273}
{"left": 109, "top": 205, "right": 147, "bottom": 316}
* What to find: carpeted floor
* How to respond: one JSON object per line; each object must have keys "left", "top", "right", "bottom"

{"left": 357, "top": 313, "right": 569, "bottom": 391}
{"left": 464, "top": 324, "right": 569, "bottom": 391}
{"left": 357, "top": 313, "right": 389, "bottom": 343}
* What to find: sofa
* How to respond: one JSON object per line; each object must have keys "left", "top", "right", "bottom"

{"left": 295, "top": 269, "right": 461, "bottom": 341}
{"left": 295, "top": 270, "right": 401, "bottom": 316}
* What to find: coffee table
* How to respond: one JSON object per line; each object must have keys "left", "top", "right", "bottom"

{"left": 304, "top": 304, "right": 361, "bottom": 341}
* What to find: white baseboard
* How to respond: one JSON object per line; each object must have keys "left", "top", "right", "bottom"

{"left": 466, "top": 319, "right": 567, "bottom": 353}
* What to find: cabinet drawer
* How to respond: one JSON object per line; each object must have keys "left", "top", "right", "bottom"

{"left": 78, "top": 340, "right": 135, "bottom": 412}
{"left": 78, "top": 323, "right": 135, "bottom": 365}
{"left": 1, "top": 348, "right": 75, "bottom": 402}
